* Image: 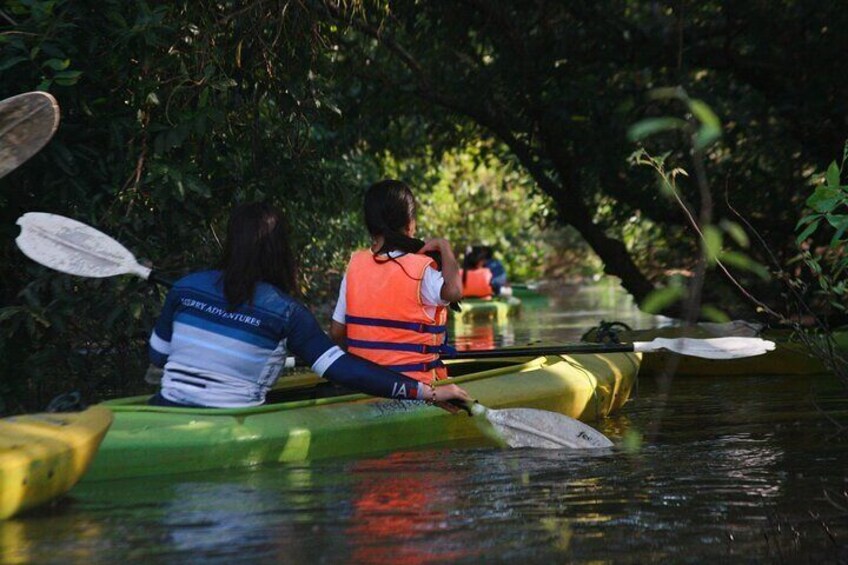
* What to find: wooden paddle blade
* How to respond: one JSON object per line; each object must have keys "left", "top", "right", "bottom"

{"left": 15, "top": 212, "right": 152, "bottom": 280}
{"left": 0, "top": 92, "right": 60, "bottom": 179}
{"left": 635, "top": 337, "right": 776, "bottom": 359}
{"left": 474, "top": 404, "right": 614, "bottom": 449}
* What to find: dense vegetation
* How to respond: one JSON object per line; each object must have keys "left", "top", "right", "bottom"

{"left": 1, "top": 0, "right": 846, "bottom": 412}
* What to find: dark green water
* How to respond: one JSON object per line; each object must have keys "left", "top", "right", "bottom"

{"left": 3, "top": 282, "right": 847, "bottom": 563}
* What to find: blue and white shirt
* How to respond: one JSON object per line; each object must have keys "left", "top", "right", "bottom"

{"left": 150, "top": 271, "right": 425, "bottom": 408}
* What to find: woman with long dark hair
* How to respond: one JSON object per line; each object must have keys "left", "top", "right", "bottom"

{"left": 148, "top": 201, "right": 470, "bottom": 408}
{"left": 330, "top": 180, "right": 462, "bottom": 384}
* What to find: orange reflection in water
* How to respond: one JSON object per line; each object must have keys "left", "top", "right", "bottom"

{"left": 453, "top": 323, "right": 495, "bottom": 351}
{"left": 347, "top": 452, "right": 474, "bottom": 565}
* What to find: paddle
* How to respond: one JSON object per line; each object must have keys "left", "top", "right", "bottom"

{"left": 451, "top": 400, "right": 614, "bottom": 449}
{"left": 15, "top": 212, "right": 777, "bottom": 362}
{"left": 0, "top": 92, "right": 61, "bottom": 179}
{"left": 16, "top": 211, "right": 621, "bottom": 449}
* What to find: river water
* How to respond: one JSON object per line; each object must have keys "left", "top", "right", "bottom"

{"left": 2, "top": 281, "right": 847, "bottom": 563}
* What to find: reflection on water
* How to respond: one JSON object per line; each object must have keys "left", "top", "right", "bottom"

{"left": 3, "top": 280, "right": 848, "bottom": 563}
{"left": 451, "top": 280, "right": 658, "bottom": 351}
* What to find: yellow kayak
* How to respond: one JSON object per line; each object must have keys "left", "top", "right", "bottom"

{"left": 0, "top": 406, "right": 113, "bottom": 519}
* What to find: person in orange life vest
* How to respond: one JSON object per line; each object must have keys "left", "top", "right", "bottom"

{"left": 460, "top": 246, "right": 494, "bottom": 299}
{"left": 330, "top": 179, "right": 463, "bottom": 386}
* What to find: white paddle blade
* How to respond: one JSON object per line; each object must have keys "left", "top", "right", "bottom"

{"left": 634, "top": 337, "right": 776, "bottom": 359}
{"left": 0, "top": 91, "right": 60, "bottom": 179}
{"left": 474, "top": 404, "right": 614, "bottom": 449}
{"left": 15, "top": 212, "right": 151, "bottom": 280}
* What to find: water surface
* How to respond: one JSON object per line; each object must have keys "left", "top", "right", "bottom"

{"left": 3, "top": 282, "right": 847, "bottom": 563}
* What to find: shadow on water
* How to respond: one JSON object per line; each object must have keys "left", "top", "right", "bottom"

{"left": 3, "top": 280, "right": 848, "bottom": 563}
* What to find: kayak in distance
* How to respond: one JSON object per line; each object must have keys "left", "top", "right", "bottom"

{"left": 454, "top": 296, "right": 523, "bottom": 322}
{"left": 81, "top": 353, "right": 639, "bottom": 481}
{"left": 0, "top": 406, "right": 112, "bottom": 519}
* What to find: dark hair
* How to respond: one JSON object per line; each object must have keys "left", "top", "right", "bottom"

{"left": 220, "top": 201, "right": 299, "bottom": 307}
{"left": 364, "top": 180, "right": 461, "bottom": 312}
{"left": 462, "top": 246, "right": 487, "bottom": 285}
{"left": 364, "top": 179, "right": 424, "bottom": 255}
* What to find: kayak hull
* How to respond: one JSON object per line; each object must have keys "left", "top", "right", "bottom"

{"left": 84, "top": 353, "right": 639, "bottom": 481}
{"left": 0, "top": 406, "right": 112, "bottom": 519}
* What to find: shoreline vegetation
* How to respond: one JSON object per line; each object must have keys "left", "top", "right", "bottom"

{"left": 3, "top": 2, "right": 848, "bottom": 413}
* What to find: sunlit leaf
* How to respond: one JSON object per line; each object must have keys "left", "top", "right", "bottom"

{"left": 620, "top": 429, "right": 643, "bottom": 453}
{"left": 701, "top": 225, "right": 722, "bottom": 264}
{"left": 648, "top": 86, "right": 687, "bottom": 101}
{"left": 700, "top": 304, "right": 730, "bottom": 323}
{"left": 689, "top": 99, "right": 722, "bottom": 150}
{"left": 826, "top": 161, "right": 841, "bottom": 188}
{"left": 640, "top": 285, "right": 686, "bottom": 314}
{"left": 720, "top": 220, "right": 749, "bottom": 248}
{"left": 627, "top": 118, "right": 688, "bottom": 142}
{"left": 719, "top": 250, "right": 770, "bottom": 280}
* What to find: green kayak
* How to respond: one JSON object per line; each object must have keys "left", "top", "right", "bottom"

{"left": 455, "top": 296, "right": 522, "bottom": 321}
{"left": 509, "top": 284, "right": 546, "bottom": 302}
{"left": 82, "top": 353, "right": 639, "bottom": 481}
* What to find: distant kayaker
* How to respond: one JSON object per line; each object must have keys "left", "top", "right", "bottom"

{"left": 479, "top": 246, "right": 509, "bottom": 295}
{"left": 330, "top": 179, "right": 463, "bottom": 384}
{"left": 147, "top": 201, "right": 470, "bottom": 409}
{"left": 460, "top": 246, "right": 494, "bottom": 299}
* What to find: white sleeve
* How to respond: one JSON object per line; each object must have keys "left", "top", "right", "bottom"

{"left": 420, "top": 265, "right": 450, "bottom": 307}
{"left": 331, "top": 275, "right": 347, "bottom": 324}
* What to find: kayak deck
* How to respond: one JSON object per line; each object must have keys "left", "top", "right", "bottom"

{"left": 85, "top": 353, "right": 639, "bottom": 481}
{"left": 0, "top": 406, "right": 112, "bottom": 519}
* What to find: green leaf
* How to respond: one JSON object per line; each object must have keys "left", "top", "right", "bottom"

{"left": 648, "top": 86, "right": 688, "bottom": 101}
{"left": 826, "top": 161, "right": 841, "bottom": 188}
{"left": 700, "top": 304, "right": 730, "bottom": 323}
{"left": 627, "top": 117, "right": 688, "bottom": 142}
{"left": 0, "top": 56, "right": 29, "bottom": 71}
{"left": 620, "top": 429, "right": 643, "bottom": 453}
{"left": 830, "top": 216, "right": 848, "bottom": 246}
{"left": 719, "top": 250, "right": 771, "bottom": 280}
{"left": 688, "top": 99, "right": 722, "bottom": 150}
{"left": 720, "top": 220, "right": 749, "bottom": 248}
{"left": 806, "top": 186, "right": 842, "bottom": 213}
{"left": 701, "top": 225, "right": 722, "bottom": 264}
{"left": 796, "top": 213, "right": 821, "bottom": 229}
{"left": 688, "top": 99, "right": 721, "bottom": 130}
{"left": 42, "top": 58, "right": 70, "bottom": 70}
{"left": 796, "top": 218, "right": 820, "bottom": 243}
{"left": 53, "top": 70, "right": 83, "bottom": 86}
{"left": 640, "top": 285, "right": 686, "bottom": 314}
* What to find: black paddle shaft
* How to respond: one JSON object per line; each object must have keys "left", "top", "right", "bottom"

{"left": 442, "top": 344, "right": 636, "bottom": 359}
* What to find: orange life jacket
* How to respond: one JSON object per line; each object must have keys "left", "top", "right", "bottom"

{"left": 460, "top": 268, "right": 493, "bottom": 299}
{"left": 345, "top": 250, "right": 448, "bottom": 384}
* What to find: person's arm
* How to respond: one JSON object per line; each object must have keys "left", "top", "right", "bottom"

{"left": 149, "top": 287, "right": 179, "bottom": 368}
{"left": 329, "top": 320, "right": 347, "bottom": 345}
{"left": 329, "top": 276, "right": 347, "bottom": 345}
{"left": 418, "top": 238, "right": 462, "bottom": 302}
{"left": 286, "top": 302, "right": 470, "bottom": 406}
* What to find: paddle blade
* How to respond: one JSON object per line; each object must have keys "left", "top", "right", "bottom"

{"left": 634, "top": 337, "right": 776, "bottom": 359}
{"left": 473, "top": 404, "right": 614, "bottom": 449}
{"left": 0, "top": 92, "right": 60, "bottom": 179}
{"left": 15, "top": 212, "right": 152, "bottom": 280}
